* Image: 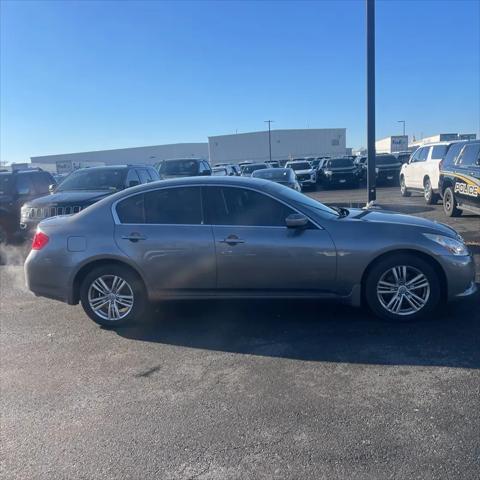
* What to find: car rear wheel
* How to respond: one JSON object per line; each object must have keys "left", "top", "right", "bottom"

{"left": 80, "top": 265, "right": 148, "bottom": 327}
{"left": 423, "top": 177, "right": 438, "bottom": 205}
{"left": 443, "top": 187, "right": 461, "bottom": 217}
{"left": 400, "top": 176, "right": 410, "bottom": 197}
{"left": 365, "top": 254, "right": 440, "bottom": 322}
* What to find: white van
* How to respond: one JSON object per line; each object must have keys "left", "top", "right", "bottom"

{"left": 399, "top": 142, "right": 457, "bottom": 204}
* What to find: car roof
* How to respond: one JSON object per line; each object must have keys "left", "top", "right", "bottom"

{"left": 163, "top": 157, "right": 205, "bottom": 162}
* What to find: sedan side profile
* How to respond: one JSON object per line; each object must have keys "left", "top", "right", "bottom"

{"left": 25, "top": 177, "right": 476, "bottom": 327}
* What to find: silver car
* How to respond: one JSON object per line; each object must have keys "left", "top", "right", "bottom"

{"left": 25, "top": 177, "right": 476, "bottom": 327}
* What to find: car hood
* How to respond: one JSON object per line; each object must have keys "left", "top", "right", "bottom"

{"left": 326, "top": 166, "right": 357, "bottom": 173}
{"left": 347, "top": 208, "right": 460, "bottom": 238}
{"left": 376, "top": 163, "right": 401, "bottom": 170}
{"left": 294, "top": 169, "right": 314, "bottom": 175}
{"left": 24, "top": 190, "right": 114, "bottom": 207}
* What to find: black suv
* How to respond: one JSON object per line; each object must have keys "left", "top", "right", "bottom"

{"left": 375, "top": 154, "right": 402, "bottom": 185}
{"left": 20, "top": 165, "right": 159, "bottom": 235}
{"left": 318, "top": 157, "right": 359, "bottom": 188}
{"left": 439, "top": 140, "right": 480, "bottom": 217}
{"left": 156, "top": 158, "right": 211, "bottom": 179}
{"left": 0, "top": 168, "right": 55, "bottom": 244}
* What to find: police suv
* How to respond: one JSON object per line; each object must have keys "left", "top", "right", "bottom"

{"left": 439, "top": 140, "right": 480, "bottom": 217}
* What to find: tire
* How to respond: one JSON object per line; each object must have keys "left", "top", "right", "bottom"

{"left": 423, "top": 177, "right": 438, "bottom": 205}
{"left": 400, "top": 176, "right": 411, "bottom": 197}
{"left": 364, "top": 254, "right": 440, "bottom": 322}
{"left": 80, "top": 264, "right": 148, "bottom": 327}
{"left": 443, "top": 187, "right": 461, "bottom": 217}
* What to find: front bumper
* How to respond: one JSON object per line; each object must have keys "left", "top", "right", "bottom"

{"left": 437, "top": 254, "right": 477, "bottom": 301}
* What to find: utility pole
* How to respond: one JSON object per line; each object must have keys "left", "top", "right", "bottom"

{"left": 397, "top": 120, "right": 406, "bottom": 136}
{"left": 366, "top": 0, "right": 376, "bottom": 206}
{"left": 265, "top": 120, "right": 274, "bottom": 162}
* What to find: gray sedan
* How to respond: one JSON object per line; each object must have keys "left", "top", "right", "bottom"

{"left": 25, "top": 177, "right": 476, "bottom": 327}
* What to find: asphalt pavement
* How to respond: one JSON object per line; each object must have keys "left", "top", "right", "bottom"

{"left": 1, "top": 185, "right": 479, "bottom": 480}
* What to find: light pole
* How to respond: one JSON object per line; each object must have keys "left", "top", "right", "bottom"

{"left": 265, "top": 120, "right": 274, "bottom": 162}
{"left": 366, "top": 0, "right": 376, "bottom": 205}
{"left": 397, "top": 120, "right": 406, "bottom": 136}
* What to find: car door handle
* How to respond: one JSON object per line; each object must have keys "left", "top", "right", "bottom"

{"left": 219, "top": 235, "right": 245, "bottom": 245}
{"left": 121, "top": 233, "right": 147, "bottom": 242}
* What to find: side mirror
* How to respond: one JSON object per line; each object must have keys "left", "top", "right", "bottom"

{"left": 286, "top": 213, "right": 308, "bottom": 228}
{"left": 48, "top": 184, "right": 56, "bottom": 193}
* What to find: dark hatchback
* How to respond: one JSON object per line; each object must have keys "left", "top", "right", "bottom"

{"left": 318, "top": 157, "right": 359, "bottom": 188}
{"left": 20, "top": 165, "right": 159, "bottom": 235}
{"left": 375, "top": 154, "right": 402, "bottom": 185}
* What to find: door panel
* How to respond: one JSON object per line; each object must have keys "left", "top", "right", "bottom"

{"left": 115, "top": 224, "right": 216, "bottom": 294}
{"left": 213, "top": 225, "right": 337, "bottom": 291}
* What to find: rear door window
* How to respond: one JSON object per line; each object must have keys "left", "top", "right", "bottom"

{"left": 144, "top": 187, "right": 202, "bottom": 224}
{"left": 456, "top": 143, "right": 480, "bottom": 167}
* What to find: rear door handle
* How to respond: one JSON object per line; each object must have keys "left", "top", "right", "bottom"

{"left": 219, "top": 235, "right": 245, "bottom": 245}
{"left": 121, "top": 233, "right": 147, "bottom": 242}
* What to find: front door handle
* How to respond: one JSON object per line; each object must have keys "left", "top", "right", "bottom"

{"left": 219, "top": 235, "right": 245, "bottom": 245}
{"left": 121, "top": 233, "right": 147, "bottom": 242}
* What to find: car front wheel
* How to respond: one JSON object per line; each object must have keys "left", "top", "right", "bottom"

{"left": 443, "top": 187, "right": 462, "bottom": 217}
{"left": 365, "top": 254, "right": 440, "bottom": 322}
{"left": 80, "top": 265, "right": 148, "bottom": 327}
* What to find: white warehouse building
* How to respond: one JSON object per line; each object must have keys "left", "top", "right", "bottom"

{"left": 30, "top": 142, "right": 209, "bottom": 172}
{"left": 208, "top": 128, "right": 347, "bottom": 165}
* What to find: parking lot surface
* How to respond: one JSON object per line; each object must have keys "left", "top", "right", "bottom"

{"left": 1, "top": 186, "right": 479, "bottom": 480}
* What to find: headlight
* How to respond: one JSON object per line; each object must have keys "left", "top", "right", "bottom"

{"left": 324, "top": 170, "right": 333, "bottom": 176}
{"left": 375, "top": 167, "right": 379, "bottom": 174}
{"left": 423, "top": 233, "right": 468, "bottom": 256}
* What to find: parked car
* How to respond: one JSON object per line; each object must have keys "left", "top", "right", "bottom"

{"left": 0, "top": 168, "right": 56, "bottom": 244}
{"left": 375, "top": 154, "right": 402, "bottom": 185}
{"left": 25, "top": 176, "right": 476, "bottom": 327}
{"left": 400, "top": 142, "right": 458, "bottom": 204}
{"left": 20, "top": 165, "right": 159, "bottom": 235}
{"left": 318, "top": 157, "right": 359, "bottom": 188}
{"left": 212, "top": 165, "right": 236, "bottom": 176}
{"left": 240, "top": 163, "right": 268, "bottom": 177}
{"left": 156, "top": 158, "right": 211, "bottom": 179}
{"left": 354, "top": 156, "right": 367, "bottom": 182}
{"left": 439, "top": 140, "right": 480, "bottom": 217}
{"left": 265, "top": 160, "right": 280, "bottom": 168}
{"left": 285, "top": 160, "right": 317, "bottom": 189}
{"left": 252, "top": 167, "right": 301, "bottom": 191}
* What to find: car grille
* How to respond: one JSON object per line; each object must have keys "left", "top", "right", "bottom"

{"left": 297, "top": 174, "right": 311, "bottom": 181}
{"left": 22, "top": 205, "right": 83, "bottom": 220}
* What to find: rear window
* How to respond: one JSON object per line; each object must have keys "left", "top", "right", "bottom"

{"left": 0, "top": 174, "right": 13, "bottom": 195}
{"left": 160, "top": 160, "right": 199, "bottom": 176}
{"left": 327, "top": 158, "right": 354, "bottom": 168}
{"left": 376, "top": 155, "right": 399, "bottom": 165}
{"left": 431, "top": 145, "right": 448, "bottom": 159}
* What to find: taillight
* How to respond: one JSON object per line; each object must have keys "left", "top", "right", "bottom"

{"left": 32, "top": 231, "right": 49, "bottom": 250}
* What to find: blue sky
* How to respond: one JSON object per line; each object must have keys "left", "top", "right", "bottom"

{"left": 1, "top": 0, "right": 479, "bottom": 163}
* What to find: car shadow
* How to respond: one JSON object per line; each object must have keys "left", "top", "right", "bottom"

{"left": 115, "top": 289, "right": 480, "bottom": 369}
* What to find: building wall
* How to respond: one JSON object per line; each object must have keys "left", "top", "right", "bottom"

{"left": 31, "top": 143, "right": 209, "bottom": 171}
{"left": 208, "top": 129, "right": 346, "bottom": 164}
{"left": 409, "top": 133, "right": 477, "bottom": 149}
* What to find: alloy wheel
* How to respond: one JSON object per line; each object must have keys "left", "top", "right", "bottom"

{"left": 88, "top": 275, "right": 134, "bottom": 321}
{"left": 376, "top": 265, "right": 430, "bottom": 316}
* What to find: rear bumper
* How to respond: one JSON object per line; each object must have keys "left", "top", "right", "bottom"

{"left": 24, "top": 251, "right": 74, "bottom": 304}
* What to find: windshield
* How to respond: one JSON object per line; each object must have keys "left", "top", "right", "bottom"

{"left": 288, "top": 162, "right": 311, "bottom": 171}
{"left": 327, "top": 158, "right": 354, "bottom": 168}
{"left": 242, "top": 164, "right": 267, "bottom": 174}
{"left": 273, "top": 183, "right": 339, "bottom": 216}
{"left": 160, "top": 160, "right": 199, "bottom": 175}
{"left": 56, "top": 168, "right": 126, "bottom": 191}
{"left": 253, "top": 168, "right": 294, "bottom": 181}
